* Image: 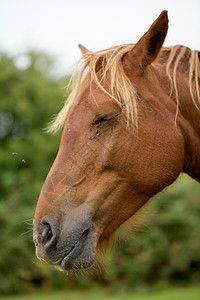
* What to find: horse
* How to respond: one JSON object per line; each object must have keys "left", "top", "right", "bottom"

{"left": 33, "top": 10, "right": 200, "bottom": 272}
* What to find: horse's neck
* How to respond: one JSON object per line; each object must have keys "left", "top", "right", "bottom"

{"left": 177, "top": 72, "right": 200, "bottom": 182}
{"left": 157, "top": 48, "right": 200, "bottom": 181}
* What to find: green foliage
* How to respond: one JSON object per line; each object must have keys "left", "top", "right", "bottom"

{"left": 0, "top": 52, "right": 200, "bottom": 295}
{"left": 107, "top": 176, "right": 200, "bottom": 288}
{"left": 0, "top": 52, "right": 68, "bottom": 294}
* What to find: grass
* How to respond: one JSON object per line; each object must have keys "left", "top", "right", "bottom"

{"left": 2, "top": 286, "right": 200, "bottom": 300}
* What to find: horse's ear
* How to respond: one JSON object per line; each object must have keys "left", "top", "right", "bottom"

{"left": 78, "top": 44, "right": 90, "bottom": 55}
{"left": 124, "top": 10, "right": 168, "bottom": 72}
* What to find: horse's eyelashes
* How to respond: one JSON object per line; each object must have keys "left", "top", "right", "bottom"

{"left": 94, "top": 116, "right": 108, "bottom": 124}
{"left": 94, "top": 113, "right": 120, "bottom": 124}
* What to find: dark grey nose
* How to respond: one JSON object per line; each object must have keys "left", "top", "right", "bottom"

{"left": 34, "top": 214, "right": 96, "bottom": 270}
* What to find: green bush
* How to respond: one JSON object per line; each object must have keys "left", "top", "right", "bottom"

{"left": 0, "top": 52, "right": 67, "bottom": 294}
{"left": 107, "top": 175, "right": 200, "bottom": 288}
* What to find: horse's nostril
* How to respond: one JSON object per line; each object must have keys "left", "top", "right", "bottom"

{"left": 40, "top": 218, "right": 57, "bottom": 250}
{"left": 42, "top": 222, "right": 53, "bottom": 244}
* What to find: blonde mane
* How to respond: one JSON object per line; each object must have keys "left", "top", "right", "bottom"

{"left": 48, "top": 44, "right": 200, "bottom": 133}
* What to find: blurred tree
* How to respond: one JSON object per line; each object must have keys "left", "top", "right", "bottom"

{"left": 0, "top": 51, "right": 69, "bottom": 294}
{"left": 107, "top": 175, "right": 200, "bottom": 289}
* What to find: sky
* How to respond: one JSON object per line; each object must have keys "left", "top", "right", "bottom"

{"left": 0, "top": 0, "right": 200, "bottom": 75}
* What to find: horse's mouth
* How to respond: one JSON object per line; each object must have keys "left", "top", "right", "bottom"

{"left": 59, "top": 228, "right": 96, "bottom": 271}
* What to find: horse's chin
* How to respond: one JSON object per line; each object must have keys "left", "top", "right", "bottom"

{"left": 59, "top": 253, "right": 96, "bottom": 272}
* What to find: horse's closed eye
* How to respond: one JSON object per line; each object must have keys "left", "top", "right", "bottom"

{"left": 93, "top": 113, "right": 120, "bottom": 124}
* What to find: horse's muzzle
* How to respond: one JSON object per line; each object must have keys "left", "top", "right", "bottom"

{"left": 33, "top": 215, "right": 96, "bottom": 271}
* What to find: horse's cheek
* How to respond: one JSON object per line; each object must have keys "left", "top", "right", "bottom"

{"left": 123, "top": 131, "right": 184, "bottom": 195}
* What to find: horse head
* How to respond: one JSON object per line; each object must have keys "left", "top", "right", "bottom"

{"left": 34, "top": 10, "right": 199, "bottom": 271}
